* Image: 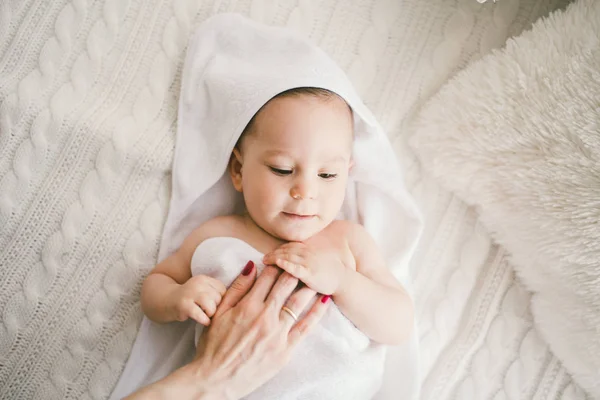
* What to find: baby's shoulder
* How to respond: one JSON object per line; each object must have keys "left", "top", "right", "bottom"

{"left": 323, "top": 220, "right": 362, "bottom": 247}
{"left": 328, "top": 219, "right": 363, "bottom": 236}
{"left": 199, "top": 215, "right": 248, "bottom": 238}
{"left": 183, "top": 215, "right": 248, "bottom": 250}
{"left": 327, "top": 220, "right": 374, "bottom": 249}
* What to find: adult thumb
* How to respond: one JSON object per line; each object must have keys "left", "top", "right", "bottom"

{"left": 215, "top": 260, "right": 256, "bottom": 316}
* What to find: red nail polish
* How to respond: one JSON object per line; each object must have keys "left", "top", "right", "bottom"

{"left": 321, "top": 295, "right": 331, "bottom": 304}
{"left": 242, "top": 260, "right": 254, "bottom": 276}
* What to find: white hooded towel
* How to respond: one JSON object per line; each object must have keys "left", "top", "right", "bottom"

{"left": 110, "top": 13, "right": 422, "bottom": 400}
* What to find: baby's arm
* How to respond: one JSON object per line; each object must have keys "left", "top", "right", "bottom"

{"left": 334, "top": 223, "right": 414, "bottom": 345}
{"left": 141, "top": 217, "right": 229, "bottom": 325}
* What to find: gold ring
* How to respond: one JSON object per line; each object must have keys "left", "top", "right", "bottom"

{"left": 281, "top": 306, "right": 298, "bottom": 321}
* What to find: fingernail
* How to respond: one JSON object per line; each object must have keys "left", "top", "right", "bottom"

{"left": 242, "top": 260, "right": 254, "bottom": 276}
{"left": 321, "top": 295, "right": 331, "bottom": 304}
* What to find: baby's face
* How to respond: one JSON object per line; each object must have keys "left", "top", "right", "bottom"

{"left": 232, "top": 94, "right": 353, "bottom": 242}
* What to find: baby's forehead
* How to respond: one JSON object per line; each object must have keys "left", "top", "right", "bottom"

{"left": 261, "top": 147, "right": 350, "bottom": 160}
{"left": 237, "top": 91, "right": 355, "bottom": 156}
{"left": 251, "top": 123, "right": 354, "bottom": 152}
{"left": 256, "top": 97, "right": 353, "bottom": 132}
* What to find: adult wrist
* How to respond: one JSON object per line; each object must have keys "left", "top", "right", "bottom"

{"left": 123, "top": 360, "right": 227, "bottom": 400}
{"left": 188, "top": 358, "right": 231, "bottom": 400}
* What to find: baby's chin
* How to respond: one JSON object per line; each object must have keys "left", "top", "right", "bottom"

{"left": 271, "top": 226, "right": 324, "bottom": 243}
{"left": 277, "top": 232, "right": 313, "bottom": 242}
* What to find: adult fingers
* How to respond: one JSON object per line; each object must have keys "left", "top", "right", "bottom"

{"left": 246, "top": 264, "right": 283, "bottom": 302}
{"left": 288, "top": 294, "right": 331, "bottom": 346}
{"left": 264, "top": 271, "right": 299, "bottom": 310}
{"left": 215, "top": 260, "right": 256, "bottom": 317}
{"left": 278, "top": 285, "right": 317, "bottom": 330}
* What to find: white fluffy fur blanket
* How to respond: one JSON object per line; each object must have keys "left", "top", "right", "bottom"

{"left": 409, "top": 0, "right": 600, "bottom": 396}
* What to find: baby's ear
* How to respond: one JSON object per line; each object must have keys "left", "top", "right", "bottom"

{"left": 348, "top": 159, "right": 354, "bottom": 172}
{"left": 228, "top": 148, "right": 244, "bottom": 192}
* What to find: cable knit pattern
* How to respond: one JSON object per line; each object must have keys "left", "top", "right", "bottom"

{"left": 0, "top": 0, "right": 581, "bottom": 399}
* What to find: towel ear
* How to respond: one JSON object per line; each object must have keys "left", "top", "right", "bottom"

{"left": 229, "top": 148, "right": 244, "bottom": 192}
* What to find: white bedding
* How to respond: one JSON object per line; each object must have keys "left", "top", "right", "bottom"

{"left": 409, "top": 0, "right": 600, "bottom": 395}
{"left": 0, "top": 0, "right": 581, "bottom": 398}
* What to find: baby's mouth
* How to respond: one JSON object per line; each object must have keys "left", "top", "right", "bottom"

{"left": 281, "top": 212, "right": 315, "bottom": 220}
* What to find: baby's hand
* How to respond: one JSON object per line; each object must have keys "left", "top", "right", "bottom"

{"left": 263, "top": 242, "right": 346, "bottom": 295}
{"left": 170, "top": 275, "right": 226, "bottom": 326}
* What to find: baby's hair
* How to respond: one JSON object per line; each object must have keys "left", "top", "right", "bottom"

{"left": 236, "top": 87, "right": 350, "bottom": 148}
{"left": 276, "top": 87, "right": 339, "bottom": 101}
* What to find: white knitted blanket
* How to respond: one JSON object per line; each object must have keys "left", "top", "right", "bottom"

{"left": 0, "top": 0, "right": 583, "bottom": 399}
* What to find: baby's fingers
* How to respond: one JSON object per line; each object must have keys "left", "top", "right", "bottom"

{"left": 274, "top": 258, "right": 308, "bottom": 281}
{"left": 264, "top": 249, "right": 303, "bottom": 267}
{"left": 206, "top": 277, "right": 227, "bottom": 297}
{"left": 186, "top": 302, "right": 211, "bottom": 326}
{"left": 262, "top": 251, "right": 279, "bottom": 266}
{"left": 196, "top": 292, "right": 221, "bottom": 317}
{"left": 191, "top": 275, "right": 227, "bottom": 297}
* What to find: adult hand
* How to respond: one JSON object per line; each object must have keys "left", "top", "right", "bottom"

{"left": 195, "top": 261, "right": 331, "bottom": 399}
{"left": 126, "top": 261, "right": 330, "bottom": 400}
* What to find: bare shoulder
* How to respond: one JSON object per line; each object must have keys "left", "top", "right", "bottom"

{"left": 201, "top": 214, "right": 246, "bottom": 233}
{"left": 149, "top": 215, "right": 246, "bottom": 284}
{"left": 336, "top": 221, "right": 382, "bottom": 264}
{"left": 327, "top": 219, "right": 357, "bottom": 235}
{"left": 330, "top": 220, "right": 399, "bottom": 286}
{"left": 324, "top": 220, "right": 371, "bottom": 257}
{"left": 182, "top": 215, "right": 246, "bottom": 251}
{"left": 328, "top": 220, "right": 369, "bottom": 244}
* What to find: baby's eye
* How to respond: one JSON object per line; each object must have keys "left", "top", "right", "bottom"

{"left": 269, "top": 166, "right": 292, "bottom": 175}
{"left": 319, "top": 173, "right": 337, "bottom": 180}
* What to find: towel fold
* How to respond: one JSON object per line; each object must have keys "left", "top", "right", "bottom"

{"left": 110, "top": 13, "right": 422, "bottom": 400}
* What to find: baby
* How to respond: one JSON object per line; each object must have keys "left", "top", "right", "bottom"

{"left": 140, "top": 87, "right": 414, "bottom": 349}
